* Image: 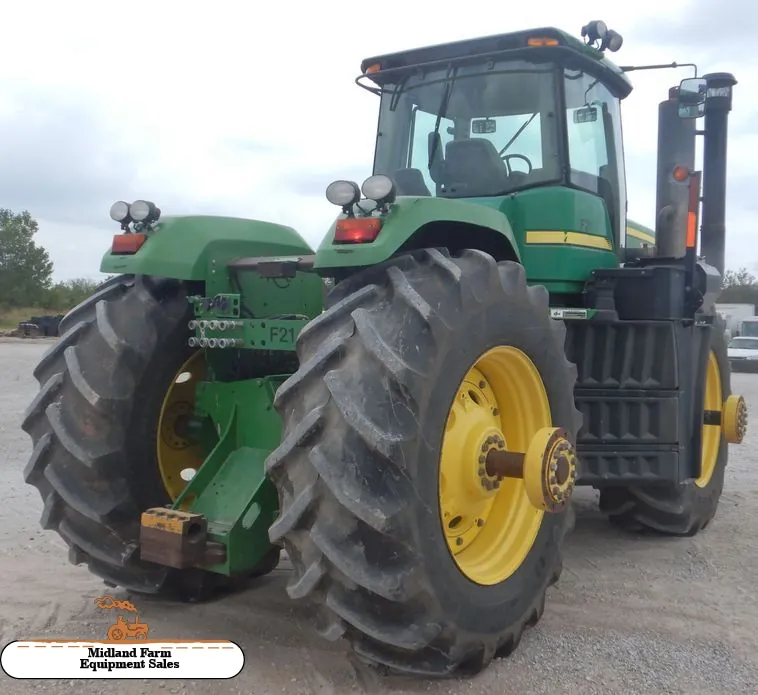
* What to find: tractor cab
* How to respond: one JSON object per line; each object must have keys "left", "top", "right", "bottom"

{"left": 361, "top": 24, "right": 632, "bottom": 251}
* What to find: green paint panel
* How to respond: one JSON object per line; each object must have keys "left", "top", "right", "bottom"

{"left": 626, "top": 219, "right": 656, "bottom": 249}
{"left": 100, "top": 215, "right": 315, "bottom": 280}
{"left": 314, "top": 196, "right": 521, "bottom": 269}
{"left": 494, "top": 186, "right": 618, "bottom": 290}
{"left": 314, "top": 186, "right": 618, "bottom": 293}
{"left": 214, "top": 267, "right": 323, "bottom": 319}
{"left": 173, "top": 377, "right": 285, "bottom": 575}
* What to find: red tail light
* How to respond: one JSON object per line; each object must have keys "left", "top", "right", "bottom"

{"left": 334, "top": 217, "right": 382, "bottom": 244}
{"left": 111, "top": 233, "right": 147, "bottom": 254}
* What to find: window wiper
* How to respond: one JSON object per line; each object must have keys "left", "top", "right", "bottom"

{"left": 498, "top": 112, "right": 537, "bottom": 156}
{"left": 389, "top": 74, "right": 410, "bottom": 112}
{"left": 428, "top": 64, "right": 457, "bottom": 169}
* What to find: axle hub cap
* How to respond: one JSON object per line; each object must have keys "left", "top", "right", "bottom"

{"left": 523, "top": 427, "right": 577, "bottom": 513}
{"left": 723, "top": 394, "right": 748, "bottom": 444}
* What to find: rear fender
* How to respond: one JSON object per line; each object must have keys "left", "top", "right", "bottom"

{"left": 313, "top": 197, "right": 520, "bottom": 270}
{"left": 101, "top": 215, "right": 316, "bottom": 280}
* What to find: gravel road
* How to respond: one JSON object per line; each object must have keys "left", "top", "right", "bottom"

{"left": 1, "top": 337, "right": 756, "bottom": 694}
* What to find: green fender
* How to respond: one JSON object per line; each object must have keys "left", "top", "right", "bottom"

{"left": 100, "top": 215, "right": 316, "bottom": 279}
{"left": 313, "top": 196, "right": 521, "bottom": 270}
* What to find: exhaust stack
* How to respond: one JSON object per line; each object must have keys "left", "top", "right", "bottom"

{"left": 699, "top": 73, "right": 737, "bottom": 276}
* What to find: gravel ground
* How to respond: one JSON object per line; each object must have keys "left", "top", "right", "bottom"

{"left": 1, "top": 336, "right": 757, "bottom": 694}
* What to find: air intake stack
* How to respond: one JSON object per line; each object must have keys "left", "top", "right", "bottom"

{"left": 654, "top": 87, "right": 696, "bottom": 259}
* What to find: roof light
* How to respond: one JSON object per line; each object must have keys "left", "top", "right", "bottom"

{"left": 365, "top": 63, "right": 382, "bottom": 74}
{"left": 527, "top": 37, "right": 560, "bottom": 47}
{"left": 581, "top": 20, "right": 608, "bottom": 45}
{"left": 603, "top": 30, "right": 624, "bottom": 52}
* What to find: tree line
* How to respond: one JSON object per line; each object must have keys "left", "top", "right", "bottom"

{"left": 3, "top": 205, "right": 758, "bottom": 314}
{"left": 1, "top": 208, "right": 103, "bottom": 312}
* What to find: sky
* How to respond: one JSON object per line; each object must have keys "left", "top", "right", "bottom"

{"left": 1, "top": 0, "right": 756, "bottom": 282}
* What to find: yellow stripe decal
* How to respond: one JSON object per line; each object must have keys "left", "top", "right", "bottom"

{"left": 626, "top": 227, "right": 656, "bottom": 244}
{"left": 525, "top": 231, "right": 612, "bottom": 251}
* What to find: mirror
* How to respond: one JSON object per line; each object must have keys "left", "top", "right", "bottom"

{"left": 472, "top": 118, "right": 496, "bottom": 134}
{"left": 677, "top": 77, "right": 707, "bottom": 119}
{"left": 573, "top": 106, "right": 598, "bottom": 124}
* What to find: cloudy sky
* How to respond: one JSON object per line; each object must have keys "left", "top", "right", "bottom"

{"left": 1, "top": 0, "right": 755, "bottom": 282}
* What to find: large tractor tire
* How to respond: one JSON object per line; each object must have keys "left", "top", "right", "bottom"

{"left": 266, "top": 249, "right": 582, "bottom": 677}
{"left": 21, "top": 274, "right": 279, "bottom": 601}
{"left": 599, "top": 317, "right": 746, "bottom": 535}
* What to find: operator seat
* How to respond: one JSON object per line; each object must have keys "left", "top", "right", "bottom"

{"left": 442, "top": 138, "right": 510, "bottom": 196}
{"left": 393, "top": 168, "right": 432, "bottom": 196}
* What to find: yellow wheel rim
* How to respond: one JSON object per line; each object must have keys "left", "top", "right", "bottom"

{"left": 156, "top": 350, "right": 206, "bottom": 500}
{"left": 439, "top": 346, "right": 551, "bottom": 586}
{"left": 697, "top": 350, "right": 722, "bottom": 488}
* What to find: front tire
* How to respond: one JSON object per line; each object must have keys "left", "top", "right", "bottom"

{"left": 266, "top": 249, "right": 581, "bottom": 676}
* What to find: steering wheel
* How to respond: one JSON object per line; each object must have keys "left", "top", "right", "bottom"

{"left": 501, "top": 153, "right": 533, "bottom": 176}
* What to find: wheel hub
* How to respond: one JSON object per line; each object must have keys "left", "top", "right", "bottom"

{"left": 438, "top": 345, "right": 565, "bottom": 585}
{"left": 722, "top": 394, "right": 748, "bottom": 444}
{"left": 484, "top": 427, "right": 577, "bottom": 513}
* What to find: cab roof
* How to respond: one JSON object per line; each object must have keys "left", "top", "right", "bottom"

{"left": 360, "top": 26, "right": 633, "bottom": 99}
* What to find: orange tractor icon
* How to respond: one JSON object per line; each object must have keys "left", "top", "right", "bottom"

{"left": 94, "top": 595, "right": 149, "bottom": 642}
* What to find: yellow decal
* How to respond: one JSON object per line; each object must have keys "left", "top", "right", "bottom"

{"left": 525, "top": 231, "right": 612, "bottom": 250}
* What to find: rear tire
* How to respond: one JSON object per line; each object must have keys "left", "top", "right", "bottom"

{"left": 599, "top": 318, "right": 731, "bottom": 536}
{"left": 266, "top": 249, "right": 581, "bottom": 676}
{"left": 21, "top": 274, "right": 277, "bottom": 600}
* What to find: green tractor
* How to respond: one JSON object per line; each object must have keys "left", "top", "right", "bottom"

{"left": 22, "top": 20, "right": 748, "bottom": 677}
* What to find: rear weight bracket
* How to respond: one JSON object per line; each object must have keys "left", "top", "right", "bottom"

{"left": 227, "top": 254, "right": 316, "bottom": 279}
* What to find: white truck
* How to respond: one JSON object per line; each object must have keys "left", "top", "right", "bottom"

{"left": 715, "top": 303, "right": 755, "bottom": 338}
{"left": 739, "top": 316, "right": 758, "bottom": 338}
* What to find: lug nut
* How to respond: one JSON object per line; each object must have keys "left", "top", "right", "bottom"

{"left": 479, "top": 455, "right": 485, "bottom": 463}
{"left": 479, "top": 381, "right": 486, "bottom": 389}
{"left": 456, "top": 537, "right": 463, "bottom": 546}
{"left": 208, "top": 320, "right": 218, "bottom": 330}
{"left": 188, "top": 320, "right": 198, "bottom": 329}
{"left": 207, "top": 338, "right": 217, "bottom": 348}
{"left": 188, "top": 337, "right": 198, "bottom": 347}
{"left": 199, "top": 320, "right": 208, "bottom": 329}
{"left": 478, "top": 467, "right": 485, "bottom": 476}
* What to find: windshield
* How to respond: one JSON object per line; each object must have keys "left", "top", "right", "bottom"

{"left": 741, "top": 321, "right": 758, "bottom": 337}
{"left": 730, "top": 337, "right": 758, "bottom": 350}
{"left": 372, "top": 59, "right": 561, "bottom": 198}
